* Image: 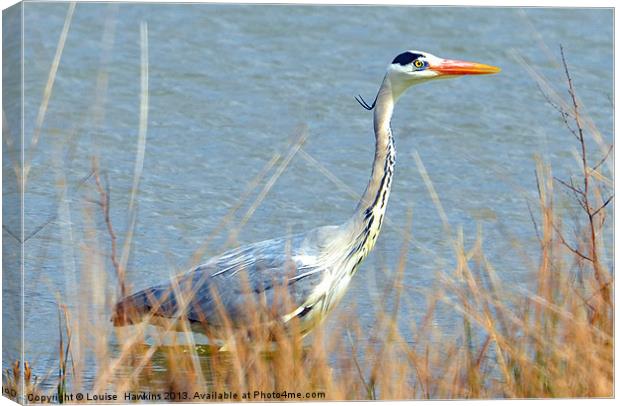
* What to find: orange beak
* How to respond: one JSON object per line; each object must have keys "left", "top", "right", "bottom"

{"left": 430, "top": 59, "right": 501, "bottom": 76}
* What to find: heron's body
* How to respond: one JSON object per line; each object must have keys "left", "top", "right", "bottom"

{"left": 112, "top": 50, "right": 499, "bottom": 338}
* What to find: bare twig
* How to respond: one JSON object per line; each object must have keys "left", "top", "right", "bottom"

{"left": 544, "top": 45, "right": 612, "bottom": 305}
{"left": 92, "top": 158, "right": 126, "bottom": 297}
{"left": 525, "top": 201, "right": 541, "bottom": 244}
{"left": 553, "top": 176, "right": 584, "bottom": 198}
{"left": 592, "top": 143, "right": 614, "bottom": 172}
{"left": 590, "top": 195, "right": 614, "bottom": 218}
{"left": 553, "top": 224, "right": 592, "bottom": 264}
{"left": 537, "top": 83, "right": 579, "bottom": 140}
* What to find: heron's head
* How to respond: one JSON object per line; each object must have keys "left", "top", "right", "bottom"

{"left": 386, "top": 50, "right": 500, "bottom": 97}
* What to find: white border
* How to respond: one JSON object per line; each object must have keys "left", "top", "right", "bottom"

{"left": 0, "top": 1, "right": 616, "bottom": 406}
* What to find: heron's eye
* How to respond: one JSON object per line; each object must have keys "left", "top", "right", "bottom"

{"left": 414, "top": 60, "right": 425, "bottom": 69}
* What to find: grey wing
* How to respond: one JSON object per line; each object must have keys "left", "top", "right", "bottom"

{"left": 113, "top": 227, "right": 337, "bottom": 328}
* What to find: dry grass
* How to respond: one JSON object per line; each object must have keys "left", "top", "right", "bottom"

{"left": 3, "top": 5, "right": 613, "bottom": 399}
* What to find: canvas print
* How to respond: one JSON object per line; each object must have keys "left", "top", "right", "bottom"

{"left": 2, "top": 1, "right": 614, "bottom": 403}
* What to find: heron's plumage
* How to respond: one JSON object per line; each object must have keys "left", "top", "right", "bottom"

{"left": 112, "top": 50, "right": 499, "bottom": 340}
{"left": 113, "top": 225, "right": 348, "bottom": 332}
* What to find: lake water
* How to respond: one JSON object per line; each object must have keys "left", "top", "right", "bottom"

{"left": 3, "top": 2, "right": 613, "bottom": 390}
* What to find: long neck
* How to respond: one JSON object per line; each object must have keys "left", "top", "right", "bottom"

{"left": 358, "top": 76, "right": 396, "bottom": 215}
{"left": 344, "top": 75, "right": 398, "bottom": 262}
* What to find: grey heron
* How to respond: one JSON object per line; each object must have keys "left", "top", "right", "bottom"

{"left": 112, "top": 50, "right": 500, "bottom": 338}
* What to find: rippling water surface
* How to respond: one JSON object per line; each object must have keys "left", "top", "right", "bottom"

{"left": 3, "top": 3, "right": 613, "bottom": 387}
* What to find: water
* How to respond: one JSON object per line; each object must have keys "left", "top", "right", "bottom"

{"left": 3, "top": 3, "right": 613, "bottom": 389}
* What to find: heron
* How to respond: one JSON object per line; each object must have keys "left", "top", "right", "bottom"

{"left": 112, "top": 50, "right": 500, "bottom": 340}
